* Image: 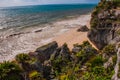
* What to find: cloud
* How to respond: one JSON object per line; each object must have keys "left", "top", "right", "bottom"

{"left": 0, "top": 0, "right": 100, "bottom": 7}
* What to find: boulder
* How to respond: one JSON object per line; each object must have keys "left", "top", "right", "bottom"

{"left": 77, "top": 25, "right": 89, "bottom": 32}
{"left": 34, "top": 29, "right": 42, "bottom": 33}
{"left": 30, "top": 61, "right": 43, "bottom": 72}
{"left": 35, "top": 41, "right": 58, "bottom": 62}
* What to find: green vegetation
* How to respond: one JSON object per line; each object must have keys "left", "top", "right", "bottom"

{"left": 0, "top": 61, "right": 22, "bottom": 80}
{"left": 102, "top": 44, "right": 116, "bottom": 56}
{"left": 29, "top": 71, "right": 45, "bottom": 80}
{"left": 15, "top": 53, "right": 31, "bottom": 63}
{"left": 89, "top": 55, "right": 104, "bottom": 67}
{"left": 112, "top": 55, "right": 117, "bottom": 66}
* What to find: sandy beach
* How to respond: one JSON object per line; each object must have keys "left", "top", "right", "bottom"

{"left": 53, "top": 26, "right": 88, "bottom": 49}
{"left": 0, "top": 14, "right": 92, "bottom": 62}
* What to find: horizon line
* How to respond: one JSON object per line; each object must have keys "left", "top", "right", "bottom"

{"left": 0, "top": 3, "right": 98, "bottom": 8}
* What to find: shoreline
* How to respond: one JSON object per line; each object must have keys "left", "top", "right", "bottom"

{"left": 0, "top": 14, "right": 91, "bottom": 62}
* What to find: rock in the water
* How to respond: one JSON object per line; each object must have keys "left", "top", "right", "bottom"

{"left": 35, "top": 41, "right": 58, "bottom": 62}
{"left": 34, "top": 29, "right": 42, "bottom": 33}
{"left": 77, "top": 25, "right": 89, "bottom": 32}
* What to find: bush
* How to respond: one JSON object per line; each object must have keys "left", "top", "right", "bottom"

{"left": 89, "top": 55, "right": 104, "bottom": 67}
{"left": 102, "top": 44, "right": 116, "bottom": 56}
{"left": 15, "top": 53, "right": 31, "bottom": 63}
{"left": 75, "top": 45, "right": 97, "bottom": 66}
{"left": 29, "top": 71, "right": 45, "bottom": 80}
{"left": 0, "top": 61, "right": 22, "bottom": 80}
{"left": 91, "top": 66, "right": 105, "bottom": 75}
{"left": 82, "top": 41, "right": 91, "bottom": 47}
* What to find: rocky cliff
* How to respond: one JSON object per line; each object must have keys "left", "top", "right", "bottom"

{"left": 88, "top": 0, "right": 120, "bottom": 49}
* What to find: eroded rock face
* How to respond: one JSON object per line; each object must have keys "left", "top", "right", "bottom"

{"left": 50, "top": 43, "right": 71, "bottom": 61}
{"left": 88, "top": 8, "right": 120, "bottom": 49}
{"left": 35, "top": 41, "right": 58, "bottom": 62}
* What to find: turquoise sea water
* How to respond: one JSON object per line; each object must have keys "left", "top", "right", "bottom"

{"left": 0, "top": 4, "right": 96, "bottom": 29}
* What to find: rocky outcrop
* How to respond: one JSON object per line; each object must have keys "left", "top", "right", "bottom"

{"left": 50, "top": 43, "right": 71, "bottom": 61}
{"left": 77, "top": 25, "right": 89, "bottom": 32}
{"left": 88, "top": 1, "right": 120, "bottom": 49}
{"left": 30, "top": 41, "right": 58, "bottom": 62}
{"left": 72, "top": 44, "right": 82, "bottom": 53}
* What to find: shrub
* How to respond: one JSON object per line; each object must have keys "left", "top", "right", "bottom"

{"left": 89, "top": 55, "right": 104, "bottom": 67}
{"left": 0, "top": 61, "right": 22, "bottom": 80}
{"left": 82, "top": 41, "right": 91, "bottom": 47}
{"left": 75, "top": 44, "right": 97, "bottom": 65}
{"left": 102, "top": 44, "right": 116, "bottom": 56}
{"left": 15, "top": 53, "right": 31, "bottom": 63}
{"left": 90, "top": 17, "right": 98, "bottom": 28}
{"left": 91, "top": 66, "right": 105, "bottom": 75}
{"left": 29, "top": 71, "right": 45, "bottom": 80}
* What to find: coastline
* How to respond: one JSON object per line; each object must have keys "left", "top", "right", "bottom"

{"left": 0, "top": 14, "right": 91, "bottom": 62}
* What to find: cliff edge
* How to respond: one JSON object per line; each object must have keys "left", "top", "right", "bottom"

{"left": 88, "top": 0, "right": 120, "bottom": 49}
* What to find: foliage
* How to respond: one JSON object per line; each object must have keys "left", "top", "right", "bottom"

{"left": 82, "top": 41, "right": 91, "bottom": 47}
{"left": 29, "top": 71, "right": 45, "bottom": 80}
{"left": 59, "top": 74, "right": 76, "bottom": 80}
{"left": 102, "top": 44, "right": 116, "bottom": 56}
{"left": 15, "top": 53, "right": 31, "bottom": 63}
{"left": 0, "top": 61, "right": 22, "bottom": 80}
{"left": 112, "top": 55, "right": 117, "bottom": 66}
{"left": 76, "top": 44, "right": 97, "bottom": 65}
{"left": 89, "top": 55, "right": 104, "bottom": 67}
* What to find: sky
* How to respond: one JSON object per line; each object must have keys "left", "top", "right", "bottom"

{"left": 0, "top": 0, "right": 100, "bottom": 7}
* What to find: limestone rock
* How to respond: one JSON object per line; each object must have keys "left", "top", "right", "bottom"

{"left": 77, "top": 25, "right": 89, "bottom": 32}
{"left": 35, "top": 41, "right": 58, "bottom": 62}
{"left": 88, "top": 9, "right": 120, "bottom": 49}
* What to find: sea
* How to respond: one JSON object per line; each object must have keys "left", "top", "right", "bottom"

{"left": 0, "top": 4, "right": 96, "bottom": 30}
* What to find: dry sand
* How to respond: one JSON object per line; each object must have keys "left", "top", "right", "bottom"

{"left": 53, "top": 27, "right": 88, "bottom": 49}
{"left": 52, "top": 23, "right": 98, "bottom": 50}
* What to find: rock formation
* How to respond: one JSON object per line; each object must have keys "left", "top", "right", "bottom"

{"left": 88, "top": 0, "right": 120, "bottom": 49}
{"left": 77, "top": 25, "right": 89, "bottom": 32}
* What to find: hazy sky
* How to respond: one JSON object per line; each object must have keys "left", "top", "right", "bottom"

{"left": 0, "top": 0, "right": 100, "bottom": 7}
